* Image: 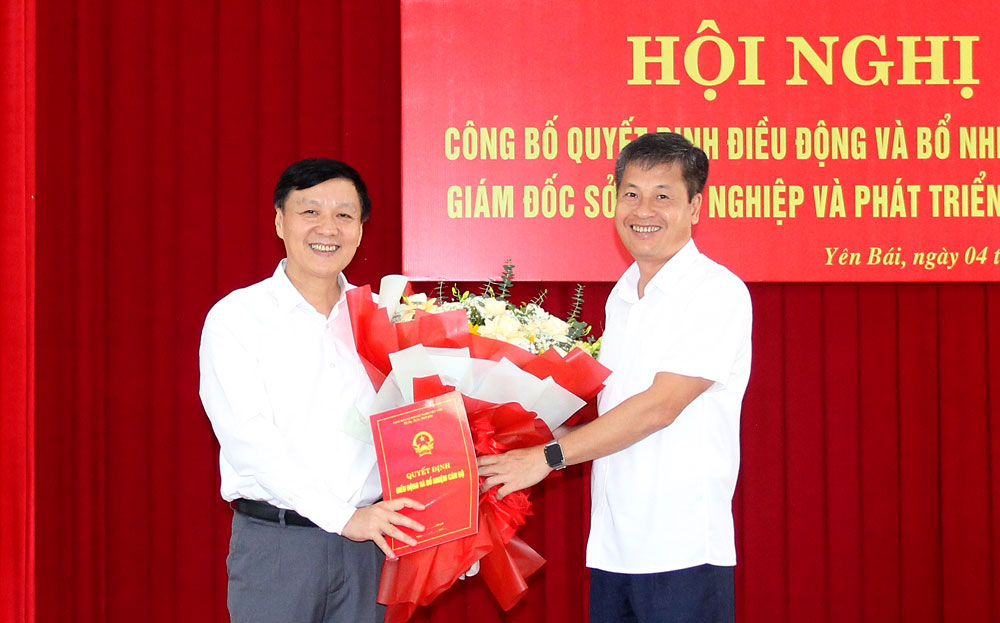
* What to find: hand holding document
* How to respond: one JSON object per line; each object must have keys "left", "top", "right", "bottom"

{"left": 370, "top": 391, "right": 478, "bottom": 556}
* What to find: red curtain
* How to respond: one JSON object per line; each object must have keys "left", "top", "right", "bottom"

{"left": 738, "top": 284, "right": 1000, "bottom": 622}
{"left": 25, "top": 1, "right": 1000, "bottom": 622}
{"left": 0, "top": 0, "right": 35, "bottom": 621}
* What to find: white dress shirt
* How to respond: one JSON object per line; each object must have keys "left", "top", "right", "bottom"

{"left": 589, "top": 240, "right": 753, "bottom": 573}
{"left": 199, "top": 260, "right": 380, "bottom": 534}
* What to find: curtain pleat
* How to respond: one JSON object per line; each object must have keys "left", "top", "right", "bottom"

{"left": 1, "top": 0, "right": 35, "bottom": 621}
{"left": 939, "top": 285, "right": 992, "bottom": 620}
{"left": 738, "top": 284, "right": 789, "bottom": 621}
{"left": 898, "top": 285, "right": 943, "bottom": 623}
{"left": 823, "top": 284, "right": 863, "bottom": 623}
{"left": 26, "top": 1, "right": 1000, "bottom": 621}
{"left": 783, "top": 286, "right": 828, "bottom": 622}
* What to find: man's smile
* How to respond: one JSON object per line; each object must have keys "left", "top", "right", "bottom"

{"left": 630, "top": 225, "right": 662, "bottom": 233}
{"left": 309, "top": 242, "right": 340, "bottom": 252}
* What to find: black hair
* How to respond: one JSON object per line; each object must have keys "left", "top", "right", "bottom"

{"left": 273, "top": 158, "right": 372, "bottom": 222}
{"left": 614, "top": 132, "right": 709, "bottom": 201}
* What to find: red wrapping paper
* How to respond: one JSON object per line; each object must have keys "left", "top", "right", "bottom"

{"left": 348, "top": 286, "right": 608, "bottom": 400}
{"left": 347, "top": 286, "right": 610, "bottom": 620}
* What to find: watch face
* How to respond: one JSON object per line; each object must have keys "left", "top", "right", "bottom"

{"left": 544, "top": 442, "right": 564, "bottom": 467}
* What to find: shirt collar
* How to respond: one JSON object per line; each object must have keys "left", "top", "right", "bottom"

{"left": 269, "top": 259, "right": 354, "bottom": 318}
{"left": 612, "top": 239, "right": 700, "bottom": 304}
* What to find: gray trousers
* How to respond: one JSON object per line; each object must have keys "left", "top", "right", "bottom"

{"left": 227, "top": 511, "right": 386, "bottom": 622}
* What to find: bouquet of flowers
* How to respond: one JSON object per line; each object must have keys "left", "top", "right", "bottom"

{"left": 392, "top": 282, "right": 600, "bottom": 359}
{"left": 346, "top": 264, "right": 609, "bottom": 622}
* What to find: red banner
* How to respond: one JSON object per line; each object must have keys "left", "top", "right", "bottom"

{"left": 401, "top": 0, "right": 1000, "bottom": 282}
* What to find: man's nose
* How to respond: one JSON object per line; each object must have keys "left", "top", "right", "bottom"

{"left": 635, "top": 195, "right": 655, "bottom": 216}
{"left": 316, "top": 213, "right": 338, "bottom": 234}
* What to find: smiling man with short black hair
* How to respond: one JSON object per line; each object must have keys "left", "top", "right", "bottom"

{"left": 479, "top": 133, "right": 752, "bottom": 623}
{"left": 200, "top": 158, "right": 423, "bottom": 622}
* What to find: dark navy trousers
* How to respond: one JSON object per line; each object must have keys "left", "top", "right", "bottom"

{"left": 590, "top": 564, "right": 735, "bottom": 623}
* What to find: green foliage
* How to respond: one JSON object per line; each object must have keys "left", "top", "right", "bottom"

{"left": 434, "top": 280, "right": 446, "bottom": 302}
{"left": 529, "top": 288, "right": 548, "bottom": 307}
{"left": 567, "top": 320, "right": 589, "bottom": 342}
{"left": 567, "top": 284, "right": 588, "bottom": 340}
{"left": 567, "top": 284, "right": 585, "bottom": 323}
{"left": 466, "top": 306, "right": 485, "bottom": 326}
{"left": 497, "top": 259, "right": 515, "bottom": 301}
{"left": 585, "top": 335, "right": 602, "bottom": 357}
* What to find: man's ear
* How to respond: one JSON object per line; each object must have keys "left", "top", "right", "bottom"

{"left": 690, "top": 193, "right": 702, "bottom": 225}
{"left": 274, "top": 207, "right": 284, "bottom": 240}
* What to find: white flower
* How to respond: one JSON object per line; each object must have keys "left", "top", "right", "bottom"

{"left": 480, "top": 297, "right": 508, "bottom": 318}
{"left": 437, "top": 301, "right": 465, "bottom": 313}
{"left": 479, "top": 314, "right": 524, "bottom": 343}
{"left": 540, "top": 315, "right": 570, "bottom": 337}
{"left": 508, "top": 336, "right": 534, "bottom": 351}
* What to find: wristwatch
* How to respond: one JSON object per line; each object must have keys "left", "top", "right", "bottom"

{"left": 543, "top": 440, "right": 567, "bottom": 470}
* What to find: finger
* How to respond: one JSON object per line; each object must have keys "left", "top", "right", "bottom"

{"left": 498, "top": 481, "right": 523, "bottom": 499}
{"left": 389, "top": 512, "right": 425, "bottom": 532}
{"left": 477, "top": 455, "right": 498, "bottom": 468}
{"left": 373, "top": 534, "right": 397, "bottom": 559}
{"left": 480, "top": 475, "right": 504, "bottom": 494}
{"left": 393, "top": 497, "right": 426, "bottom": 511}
{"left": 383, "top": 524, "right": 418, "bottom": 547}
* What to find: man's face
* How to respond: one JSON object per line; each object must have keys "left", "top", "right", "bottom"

{"left": 275, "top": 177, "right": 364, "bottom": 286}
{"left": 614, "top": 161, "right": 701, "bottom": 270}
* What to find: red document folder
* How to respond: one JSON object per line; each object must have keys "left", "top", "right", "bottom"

{"left": 369, "top": 391, "right": 479, "bottom": 555}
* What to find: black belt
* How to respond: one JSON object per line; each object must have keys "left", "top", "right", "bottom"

{"left": 232, "top": 498, "right": 318, "bottom": 528}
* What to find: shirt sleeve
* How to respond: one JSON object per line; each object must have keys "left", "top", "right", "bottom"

{"left": 655, "top": 271, "right": 752, "bottom": 387}
{"left": 198, "top": 305, "right": 358, "bottom": 534}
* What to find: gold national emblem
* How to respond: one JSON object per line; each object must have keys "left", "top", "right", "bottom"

{"left": 412, "top": 431, "right": 434, "bottom": 457}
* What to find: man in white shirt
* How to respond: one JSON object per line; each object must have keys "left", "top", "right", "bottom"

{"left": 200, "top": 158, "right": 424, "bottom": 622}
{"left": 478, "top": 133, "right": 752, "bottom": 622}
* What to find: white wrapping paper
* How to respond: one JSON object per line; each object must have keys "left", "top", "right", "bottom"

{"left": 362, "top": 344, "right": 584, "bottom": 434}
